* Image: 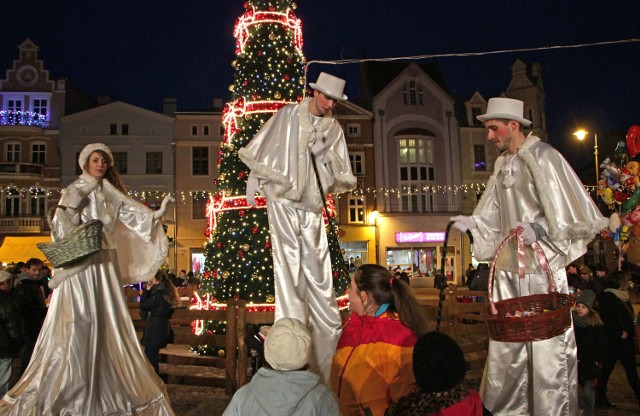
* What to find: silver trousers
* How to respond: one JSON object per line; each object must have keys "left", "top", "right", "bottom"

{"left": 266, "top": 200, "right": 342, "bottom": 384}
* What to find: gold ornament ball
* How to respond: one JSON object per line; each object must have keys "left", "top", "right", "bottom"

{"left": 244, "top": 114, "right": 252, "bottom": 120}
{"left": 298, "top": 78, "right": 304, "bottom": 85}
{"left": 231, "top": 60, "right": 237, "bottom": 67}
{"left": 269, "top": 33, "right": 276, "bottom": 41}
{"left": 228, "top": 84, "right": 235, "bottom": 92}
{"left": 228, "top": 144, "right": 235, "bottom": 152}
{"left": 217, "top": 349, "right": 226, "bottom": 357}
{"left": 266, "top": 294, "right": 275, "bottom": 303}
{"left": 274, "top": 92, "right": 281, "bottom": 99}
{"left": 241, "top": 244, "right": 250, "bottom": 251}
{"left": 219, "top": 173, "right": 226, "bottom": 180}
{"left": 222, "top": 271, "right": 230, "bottom": 279}
{"left": 292, "top": 3, "right": 297, "bottom": 9}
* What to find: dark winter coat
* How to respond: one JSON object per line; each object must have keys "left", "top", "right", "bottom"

{"left": 12, "top": 274, "right": 47, "bottom": 343}
{"left": 572, "top": 314, "right": 607, "bottom": 381}
{"left": 0, "top": 291, "right": 25, "bottom": 358}
{"left": 469, "top": 269, "right": 489, "bottom": 291}
{"left": 139, "top": 283, "right": 174, "bottom": 348}
{"left": 596, "top": 291, "right": 636, "bottom": 349}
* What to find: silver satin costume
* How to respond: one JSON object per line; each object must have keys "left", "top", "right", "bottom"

{"left": 471, "top": 135, "right": 608, "bottom": 415}
{"left": 239, "top": 98, "right": 357, "bottom": 384}
{"left": 0, "top": 173, "right": 173, "bottom": 415}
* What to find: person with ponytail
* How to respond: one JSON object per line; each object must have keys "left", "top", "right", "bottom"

{"left": 330, "top": 263, "right": 429, "bottom": 416}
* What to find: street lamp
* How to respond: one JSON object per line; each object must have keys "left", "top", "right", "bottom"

{"left": 370, "top": 209, "right": 380, "bottom": 264}
{"left": 573, "top": 129, "right": 599, "bottom": 184}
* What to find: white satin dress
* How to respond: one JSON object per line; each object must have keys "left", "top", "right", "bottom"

{"left": 0, "top": 175, "right": 173, "bottom": 415}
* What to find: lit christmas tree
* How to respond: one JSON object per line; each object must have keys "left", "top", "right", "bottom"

{"left": 199, "top": 0, "right": 351, "bottom": 310}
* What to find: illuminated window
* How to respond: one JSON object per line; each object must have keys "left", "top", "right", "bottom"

{"left": 348, "top": 196, "right": 364, "bottom": 223}
{"left": 398, "top": 137, "right": 434, "bottom": 212}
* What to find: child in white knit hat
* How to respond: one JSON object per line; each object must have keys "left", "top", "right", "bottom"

{"left": 223, "top": 318, "right": 339, "bottom": 415}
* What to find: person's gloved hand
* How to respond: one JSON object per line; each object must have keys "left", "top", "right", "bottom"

{"left": 63, "top": 188, "right": 85, "bottom": 211}
{"left": 311, "top": 139, "right": 328, "bottom": 163}
{"left": 513, "top": 222, "right": 538, "bottom": 245}
{"left": 450, "top": 215, "right": 476, "bottom": 233}
{"left": 153, "top": 195, "right": 175, "bottom": 220}
{"left": 245, "top": 176, "right": 262, "bottom": 207}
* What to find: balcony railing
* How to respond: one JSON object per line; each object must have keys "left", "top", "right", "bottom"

{"left": 0, "top": 216, "right": 47, "bottom": 233}
{"left": 0, "top": 162, "right": 44, "bottom": 176}
{"left": 0, "top": 110, "right": 49, "bottom": 128}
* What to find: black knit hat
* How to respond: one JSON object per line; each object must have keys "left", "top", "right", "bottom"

{"left": 413, "top": 331, "right": 469, "bottom": 393}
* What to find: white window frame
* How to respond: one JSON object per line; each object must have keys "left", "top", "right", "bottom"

{"left": 6, "top": 142, "right": 21, "bottom": 162}
{"left": 348, "top": 195, "right": 365, "bottom": 224}
{"left": 4, "top": 188, "right": 21, "bottom": 216}
{"left": 398, "top": 136, "right": 434, "bottom": 212}
{"left": 31, "top": 142, "right": 46, "bottom": 164}
{"left": 349, "top": 152, "right": 365, "bottom": 176}
{"left": 346, "top": 123, "right": 361, "bottom": 137}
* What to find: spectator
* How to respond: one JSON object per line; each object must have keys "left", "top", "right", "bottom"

{"left": 177, "top": 269, "right": 189, "bottom": 286}
{"left": 223, "top": 318, "right": 339, "bottom": 415}
{"left": 38, "top": 265, "right": 52, "bottom": 299}
{"left": 595, "top": 271, "right": 640, "bottom": 408}
{"left": 572, "top": 290, "right": 607, "bottom": 416}
{"left": 465, "top": 263, "right": 476, "bottom": 286}
{"left": 593, "top": 264, "right": 609, "bottom": 296}
{"left": 187, "top": 271, "right": 200, "bottom": 285}
{"left": 330, "top": 264, "right": 429, "bottom": 415}
{"left": 140, "top": 270, "right": 181, "bottom": 374}
{"left": 0, "top": 270, "right": 24, "bottom": 396}
{"left": 469, "top": 263, "right": 490, "bottom": 291}
{"left": 571, "top": 265, "right": 595, "bottom": 294}
{"left": 12, "top": 257, "right": 46, "bottom": 373}
{"left": 386, "top": 331, "right": 490, "bottom": 415}
{"left": 566, "top": 263, "right": 579, "bottom": 288}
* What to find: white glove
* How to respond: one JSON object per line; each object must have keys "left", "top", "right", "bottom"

{"left": 513, "top": 222, "right": 538, "bottom": 245}
{"left": 311, "top": 139, "right": 328, "bottom": 163}
{"left": 63, "top": 188, "right": 85, "bottom": 211}
{"left": 450, "top": 215, "right": 476, "bottom": 233}
{"left": 246, "top": 176, "right": 262, "bottom": 207}
{"left": 153, "top": 195, "right": 175, "bottom": 220}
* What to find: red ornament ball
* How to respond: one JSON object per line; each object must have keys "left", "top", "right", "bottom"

{"left": 238, "top": 171, "right": 247, "bottom": 179}
{"left": 239, "top": 210, "right": 245, "bottom": 217}
{"left": 243, "top": 2, "right": 248, "bottom": 9}
{"left": 265, "top": 242, "right": 271, "bottom": 249}
{"left": 238, "top": 250, "right": 245, "bottom": 257}
{"left": 284, "top": 74, "right": 290, "bottom": 81}
{"left": 204, "top": 271, "right": 210, "bottom": 278}
{"left": 333, "top": 271, "right": 339, "bottom": 278}
{"left": 216, "top": 242, "right": 222, "bottom": 249}
{"left": 252, "top": 227, "right": 259, "bottom": 234}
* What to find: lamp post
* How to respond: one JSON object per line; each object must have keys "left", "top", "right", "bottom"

{"left": 370, "top": 209, "right": 380, "bottom": 264}
{"left": 573, "top": 129, "right": 599, "bottom": 184}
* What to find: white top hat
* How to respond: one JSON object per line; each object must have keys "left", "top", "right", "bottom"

{"left": 476, "top": 97, "right": 532, "bottom": 127}
{"left": 309, "top": 72, "right": 347, "bottom": 101}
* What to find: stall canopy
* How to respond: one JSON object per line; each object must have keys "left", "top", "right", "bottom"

{"left": 0, "top": 236, "right": 50, "bottom": 265}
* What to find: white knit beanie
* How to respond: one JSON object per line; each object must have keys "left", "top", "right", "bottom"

{"left": 264, "top": 318, "right": 311, "bottom": 371}
{"left": 78, "top": 143, "right": 114, "bottom": 173}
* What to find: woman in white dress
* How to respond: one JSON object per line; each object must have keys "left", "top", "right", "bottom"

{"left": 0, "top": 143, "right": 175, "bottom": 415}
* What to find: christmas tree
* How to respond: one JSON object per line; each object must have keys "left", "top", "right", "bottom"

{"left": 199, "top": 0, "right": 350, "bottom": 311}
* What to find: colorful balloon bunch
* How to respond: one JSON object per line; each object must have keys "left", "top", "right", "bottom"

{"left": 599, "top": 125, "right": 640, "bottom": 249}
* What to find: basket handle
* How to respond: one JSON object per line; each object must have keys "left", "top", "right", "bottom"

{"left": 487, "top": 226, "right": 555, "bottom": 315}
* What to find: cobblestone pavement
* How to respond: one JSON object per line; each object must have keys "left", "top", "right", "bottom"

{"left": 166, "top": 360, "right": 640, "bottom": 416}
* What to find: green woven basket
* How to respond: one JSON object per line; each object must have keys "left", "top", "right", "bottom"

{"left": 37, "top": 206, "right": 103, "bottom": 268}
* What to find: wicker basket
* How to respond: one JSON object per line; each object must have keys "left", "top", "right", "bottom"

{"left": 485, "top": 228, "right": 572, "bottom": 342}
{"left": 36, "top": 206, "right": 103, "bottom": 268}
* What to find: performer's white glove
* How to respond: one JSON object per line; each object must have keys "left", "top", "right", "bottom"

{"left": 246, "top": 176, "right": 262, "bottom": 207}
{"left": 450, "top": 215, "right": 476, "bottom": 233}
{"left": 63, "top": 188, "right": 85, "bottom": 211}
{"left": 513, "top": 222, "right": 546, "bottom": 245}
{"left": 153, "top": 195, "right": 175, "bottom": 220}
{"left": 311, "top": 139, "right": 328, "bottom": 164}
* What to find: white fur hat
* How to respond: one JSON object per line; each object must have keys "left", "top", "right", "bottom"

{"left": 264, "top": 318, "right": 311, "bottom": 371}
{"left": 309, "top": 72, "right": 347, "bottom": 101}
{"left": 78, "top": 143, "right": 114, "bottom": 172}
{"left": 0, "top": 270, "right": 13, "bottom": 283}
{"left": 476, "top": 97, "right": 532, "bottom": 127}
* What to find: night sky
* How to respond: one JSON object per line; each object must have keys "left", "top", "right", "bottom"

{"left": 1, "top": 1, "right": 639, "bottom": 171}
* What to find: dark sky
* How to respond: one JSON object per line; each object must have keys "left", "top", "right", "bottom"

{"left": 1, "top": 1, "right": 639, "bottom": 171}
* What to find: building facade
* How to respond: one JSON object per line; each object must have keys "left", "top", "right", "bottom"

{"left": 0, "top": 39, "right": 92, "bottom": 265}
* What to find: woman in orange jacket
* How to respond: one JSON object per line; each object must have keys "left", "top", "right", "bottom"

{"left": 330, "top": 264, "right": 429, "bottom": 416}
